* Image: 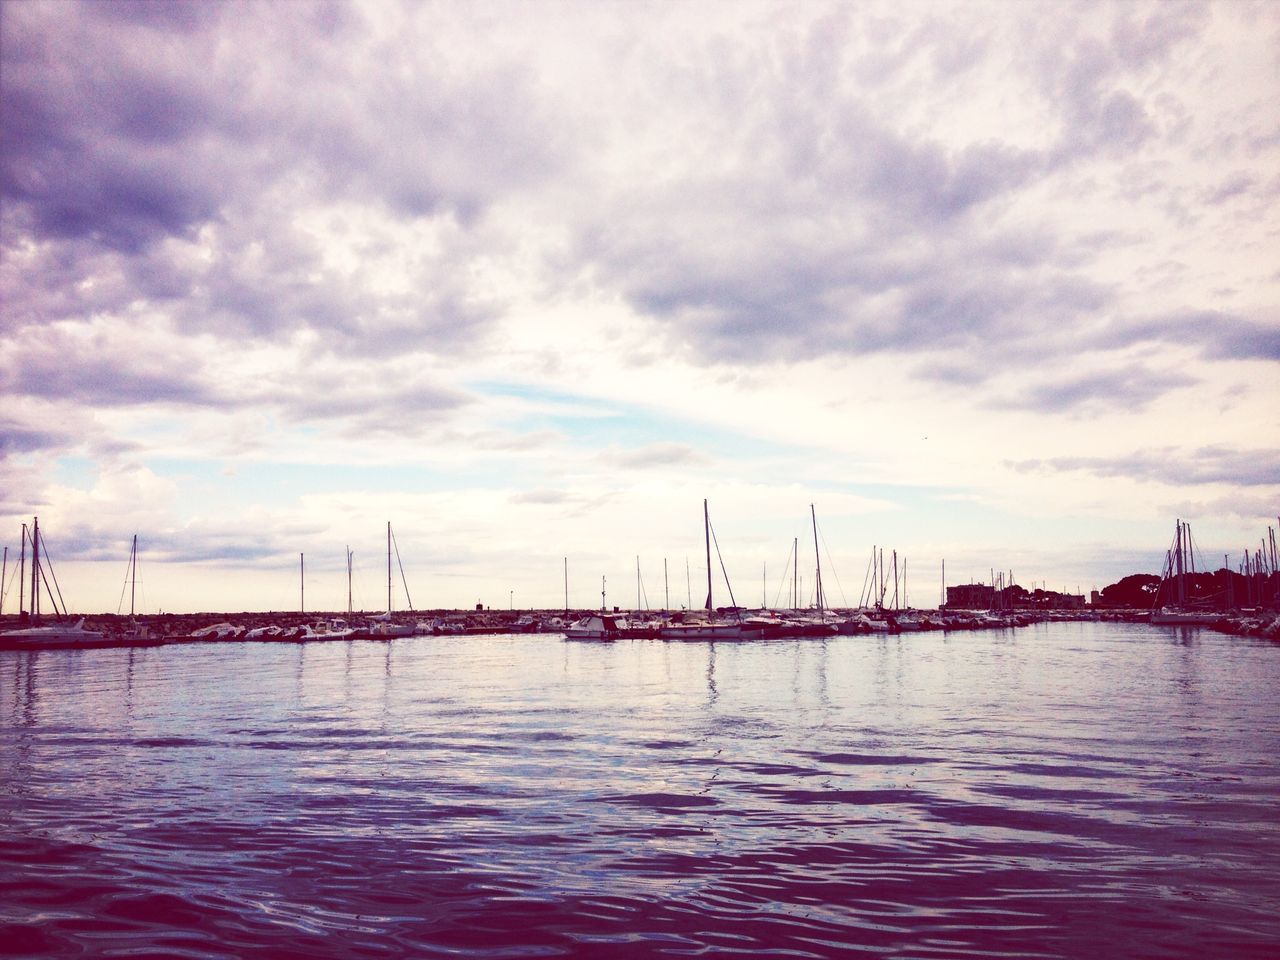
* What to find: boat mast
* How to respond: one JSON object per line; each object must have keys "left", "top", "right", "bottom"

{"left": 387, "top": 521, "right": 392, "bottom": 614}
{"left": 563, "top": 556, "right": 568, "bottom": 613}
{"left": 636, "top": 555, "right": 641, "bottom": 611}
{"left": 130, "top": 534, "right": 138, "bottom": 617}
{"left": 793, "top": 537, "right": 798, "bottom": 609}
{"left": 0, "top": 546, "right": 6, "bottom": 615}
{"left": 664, "top": 558, "right": 669, "bottom": 612}
{"left": 1175, "top": 519, "right": 1186, "bottom": 606}
{"left": 704, "top": 499, "right": 712, "bottom": 611}
{"left": 810, "top": 504, "right": 823, "bottom": 613}
{"left": 31, "top": 516, "right": 40, "bottom": 622}
{"left": 300, "top": 552, "right": 305, "bottom": 613}
{"left": 347, "top": 546, "right": 353, "bottom": 615}
{"left": 18, "top": 524, "right": 26, "bottom": 617}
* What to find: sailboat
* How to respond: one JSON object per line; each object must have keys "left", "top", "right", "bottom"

{"left": 0, "top": 517, "right": 108, "bottom": 648}
{"left": 660, "top": 500, "right": 763, "bottom": 641}
{"left": 1150, "top": 518, "right": 1223, "bottom": 625}
{"left": 368, "top": 521, "right": 415, "bottom": 637}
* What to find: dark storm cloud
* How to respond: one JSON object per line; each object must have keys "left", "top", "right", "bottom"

{"left": 1008, "top": 445, "right": 1280, "bottom": 487}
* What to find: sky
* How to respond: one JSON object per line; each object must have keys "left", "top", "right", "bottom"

{"left": 1, "top": 0, "right": 1278, "bottom": 615}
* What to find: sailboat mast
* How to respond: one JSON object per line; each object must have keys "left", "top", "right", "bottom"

{"left": 300, "top": 553, "right": 305, "bottom": 613}
{"left": 564, "top": 556, "right": 568, "bottom": 613}
{"left": 18, "top": 524, "right": 26, "bottom": 617}
{"left": 387, "top": 521, "right": 392, "bottom": 614}
{"left": 1175, "top": 519, "right": 1186, "bottom": 605}
{"left": 664, "top": 558, "right": 669, "bottom": 611}
{"left": 704, "top": 499, "right": 712, "bottom": 611}
{"left": 130, "top": 534, "right": 138, "bottom": 617}
{"left": 31, "top": 516, "right": 40, "bottom": 621}
{"left": 810, "top": 504, "right": 823, "bottom": 612}
{"left": 347, "top": 547, "right": 353, "bottom": 615}
{"left": 636, "top": 556, "right": 641, "bottom": 611}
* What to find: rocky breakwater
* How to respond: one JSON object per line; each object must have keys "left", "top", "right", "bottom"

{"left": 1214, "top": 612, "right": 1280, "bottom": 641}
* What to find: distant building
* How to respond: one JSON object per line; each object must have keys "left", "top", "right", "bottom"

{"left": 945, "top": 584, "right": 994, "bottom": 609}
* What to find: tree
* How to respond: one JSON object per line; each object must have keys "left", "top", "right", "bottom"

{"left": 1098, "top": 574, "right": 1160, "bottom": 608}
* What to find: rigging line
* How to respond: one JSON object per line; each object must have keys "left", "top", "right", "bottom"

{"left": 707, "top": 520, "right": 738, "bottom": 610}
{"left": 390, "top": 527, "right": 413, "bottom": 611}
{"left": 116, "top": 537, "right": 136, "bottom": 615}
{"left": 2, "top": 554, "right": 23, "bottom": 611}
{"left": 771, "top": 539, "right": 796, "bottom": 609}
{"left": 859, "top": 549, "right": 875, "bottom": 609}
{"left": 38, "top": 536, "right": 69, "bottom": 617}
{"left": 817, "top": 524, "right": 849, "bottom": 608}
{"left": 116, "top": 563, "right": 130, "bottom": 616}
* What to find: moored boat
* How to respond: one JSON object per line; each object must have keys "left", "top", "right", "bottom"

{"left": 563, "top": 614, "right": 624, "bottom": 641}
{"left": 0, "top": 617, "right": 110, "bottom": 648}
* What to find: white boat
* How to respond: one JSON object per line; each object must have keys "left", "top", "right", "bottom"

{"left": 1150, "top": 519, "right": 1224, "bottom": 626}
{"left": 658, "top": 498, "right": 763, "bottom": 641}
{"left": 367, "top": 521, "right": 415, "bottom": 637}
{"left": 0, "top": 618, "right": 108, "bottom": 647}
{"left": 301, "top": 619, "right": 358, "bottom": 640}
{"left": 563, "top": 614, "right": 624, "bottom": 641}
{"left": 1151, "top": 607, "right": 1223, "bottom": 626}
{"left": 244, "top": 625, "right": 284, "bottom": 640}
{"left": 659, "top": 620, "right": 763, "bottom": 641}
{"left": 368, "top": 618, "right": 415, "bottom": 638}
{"left": 191, "top": 622, "right": 245, "bottom": 640}
{"left": 0, "top": 517, "right": 110, "bottom": 647}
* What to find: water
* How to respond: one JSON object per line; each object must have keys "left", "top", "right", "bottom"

{"left": 2, "top": 621, "right": 1278, "bottom": 958}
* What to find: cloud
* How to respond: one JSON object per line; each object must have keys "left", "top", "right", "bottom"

{"left": 1006, "top": 445, "right": 1280, "bottom": 487}
{"left": 1091, "top": 311, "right": 1280, "bottom": 363}
{"left": 997, "top": 363, "right": 1197, "bottom": 414}
{"left": 0, "top": 419, "right": 69, "bottom": 458}
{"left": 609, "top": 443, "right": 710, "bottom": 470}
{"left": 509, "top": 489, "right": 571, "bottom": 505}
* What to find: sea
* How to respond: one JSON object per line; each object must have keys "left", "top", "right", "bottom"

{"left": 2, "top": 621, "right": 1278, "bottom": 959}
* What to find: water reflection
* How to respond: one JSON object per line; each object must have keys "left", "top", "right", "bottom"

{"left": 0, "top": 626, "right": 1277, "bottom": 960}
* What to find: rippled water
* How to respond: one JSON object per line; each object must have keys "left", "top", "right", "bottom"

{"left": 2, "top": 621, "right": 1278, "bottom": 958}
